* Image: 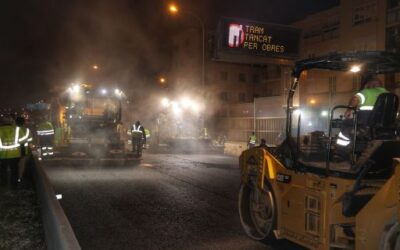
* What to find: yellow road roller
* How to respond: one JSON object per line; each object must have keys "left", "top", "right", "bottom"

{"left": 239, "top": 51, "right": 400, "bottom": 250}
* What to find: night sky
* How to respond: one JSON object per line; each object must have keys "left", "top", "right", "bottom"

{"left": 0, "top": 0, "right": 339, "bottom": 108}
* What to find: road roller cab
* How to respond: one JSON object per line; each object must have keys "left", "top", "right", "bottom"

{"left": 238, "top": 51, "right": 400, "bottom": 250}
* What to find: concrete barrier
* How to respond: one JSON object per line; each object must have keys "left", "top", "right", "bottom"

{"left": 224, "top": 141, "right": 248, "bottom": 156}
{"left": 31, "top": 156, "right": 81, "bottom": 250}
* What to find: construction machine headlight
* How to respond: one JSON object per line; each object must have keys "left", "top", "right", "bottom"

{"left": 173, "top": 106, "right": 182, "bottom": 116}
{"left": 100, "top": 88, "right": 108, "bottom": 95}
{"left": 72, "top": 84, "right": 80, "bottom": 92}
{"left": 171, "top": 101, "right": 182, "bottom": 116}
{"left": 67, "top": 83, "right": 81, "bottom": 93}
{"left": 180, "top": 97, "right": 192, "bottom": 109}
{"left": 161, "top": 98, "right": 169, "bottom": 107}
{"left": 293, "top": 109, "right": 302, "bottom": 116}
{"left": 68, "top": 83, "right": 83, "bottom": 101}
{"left": 114, "top": 88, "right": 123, "bottom": 97}
{"left": 350, "top": 65, "right": 361, "bottom": 73}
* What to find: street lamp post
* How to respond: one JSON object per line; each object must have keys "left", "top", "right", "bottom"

{"left": 168, "top": 3, "right": 206, "bottom": 132}
{"left": 168, "top": 3, "right": 205, "bottom": 94}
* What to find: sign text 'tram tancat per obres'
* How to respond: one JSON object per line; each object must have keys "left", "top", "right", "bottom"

{"left": 219, "top": 18, "right": 300, "bottom": 58}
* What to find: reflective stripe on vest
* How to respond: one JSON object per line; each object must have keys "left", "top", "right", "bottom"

{"left": 132, "top": 124, "right": 142, "bottom": 132}
{"left": 356, "top": 87, "right": 388, "bottom": 111}
{"left": 19, "top": 128, "right": 30, "bottom": 142}
{"left": 356, "top": 93, "right": 366, "bottom": 104}
{"left": 336, "top": 132, "right": 350, "bottom": 146}
{"left": 336, "top": 138, "right": 350, "bottom": 146}
{"left": 359, "top": 106, "right": 374, "bottom": 110}
{"left": 37, "top": 129, "right": 55, "bottom": 136}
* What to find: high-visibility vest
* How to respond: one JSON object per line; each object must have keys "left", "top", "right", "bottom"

{"left": 144, "top": 129, "right": 150, "bottom": 138}
{"left": 37, "top": 121, "right": 54, "bottom": 136}
{"left": 131, "top": 124, "right": 143, "bottom": 138}
{"left": 0, "top": 125, "right": 30, "bottom": 159}
{"left": 249, "top": 135, "right": 256, "bottom": 144}
{"left": 355, "top": 87, "right": 389, "bottom": 111}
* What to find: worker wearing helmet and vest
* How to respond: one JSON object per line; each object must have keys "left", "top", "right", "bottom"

{"left": 336, "top": 77, "right": 389, "bottom": 159}
{"left": 36, "top": 117, "right": 54, "bottom": 159}
{"left": 344, "top": 76, "right": 389, "bottom": 119}
{"left": 248, "top": 132, "right": 256, "bottom": 149}
{"left": 0, "top": 115, "right": 31, "bottom": 188}
{"left": 131, "top": 121, "right": 146, "bottom": 156}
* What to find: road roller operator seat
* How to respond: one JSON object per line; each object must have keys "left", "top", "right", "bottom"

{"left": 367, "top": 93, "right": 399, "bottom": 140}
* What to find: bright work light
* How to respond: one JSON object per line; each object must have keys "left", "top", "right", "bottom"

{"left": 350, "top": 65, "right": 361, "bottom": 73}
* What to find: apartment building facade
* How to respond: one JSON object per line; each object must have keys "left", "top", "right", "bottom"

{"left": 170, "top": 0, "right": 400, "bottom": 144}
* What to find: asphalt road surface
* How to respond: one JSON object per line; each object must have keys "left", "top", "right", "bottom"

{"left": 43, "top": 153, "right": 302, "bottom": 250}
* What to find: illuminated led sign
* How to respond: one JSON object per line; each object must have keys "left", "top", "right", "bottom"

{"left": 219, "top": 18, "right": 300, "bottom": 58}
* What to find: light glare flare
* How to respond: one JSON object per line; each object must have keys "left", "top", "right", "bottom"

{"left": 161, "top": 98, "right": 169, "bottom": 107}
{"left": 180, "top": 97, "right": 192, "bottom": 109}
{"left": 293, "top": 109, "right": 302, "bottom": 116}
{"left": 169, "top": 4, "right": 178, "bottom": 13}
{"left": 114, "top": 88, "right": 122, "bottom": 96}
{"left": 173, "top": 105, "right": 182, "bottom": 116}
{"left": 191, "top": 102, "right": 200, "bottom": 113}
{"left": 350, "top": 65, "right": 361, "bottom": 73}
{"left": 72, "top": 84, "right": 80, "bottom": 93}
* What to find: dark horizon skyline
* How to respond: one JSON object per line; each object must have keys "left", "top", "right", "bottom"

{"left": 0, "top": 0, "right": 339, "bottom": 108}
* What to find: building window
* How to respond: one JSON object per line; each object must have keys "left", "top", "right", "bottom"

{"left": 353, "top": 2, "right": 377, "bottom": 26}
{"left": 220, "top": 71, "right": 228, "bottom": 81}
{"left": 265, "top": 80, "right": 282, "bottom": 97}
{"left": 266, "top": 65, "right": 281, "bottom": 79}
{"left": 220, "top": 92, "right": 228, "bottom": 102}
{"left": 239, "top": 73, "right": 247, "bottom": 82}
{"left": 252, "top": 73, "right": 260, "bottom": 83}
{"left": 388, "top": 0, "right": 400, "bottom": 8}
{"left": 386, "top": 27, "right": 400, "bottom": 52}
{"left": 238, "top": 93, "right": 246, "bottom": 102}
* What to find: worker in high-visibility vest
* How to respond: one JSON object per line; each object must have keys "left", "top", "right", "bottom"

{"left": 248, "top": 132, "right": 256, "bottom": 149}
{"left": 15, "top": 116, "right": 32, "bottom": 183}
{"left": 0, "top": 115, "right": 31, "bottom": 188}
{"left": 36, "top": 117, "right": 54, "bottom": 159}
{"left": 334, "top": 76, "right": 390, "bottom": 162}
{"left": 144, "top": 128, "right": 151, "bottom": 146}
{"left": 338, "top": 77, "right": 389, "bottom": 147}
{"left": 131, "top": 121, "right": 146, "bottom": 156}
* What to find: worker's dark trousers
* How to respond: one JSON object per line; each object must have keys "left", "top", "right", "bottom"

{"left": 335, "top": 112, "right": 372, "bottom": 161}
{"left": 0, "top": 158, "right": 20, "bottom": 188}
{"left": 132, "top": 137, "right": 143, "bottom": 156}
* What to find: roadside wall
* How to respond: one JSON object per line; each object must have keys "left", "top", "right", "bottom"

{"left": 224, "top": 141, "right": 247, "bottom": 156}
{"left": 31, "top": 156, "right": 81, "bottom": 250}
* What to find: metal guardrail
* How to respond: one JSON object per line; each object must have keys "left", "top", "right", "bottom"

{"left": 31, "top": 155, "right": 81, "bottom": 250}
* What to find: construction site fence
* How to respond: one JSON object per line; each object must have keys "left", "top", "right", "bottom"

{"left": 214, "top": 117, "right": 286, "bottom": 145}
